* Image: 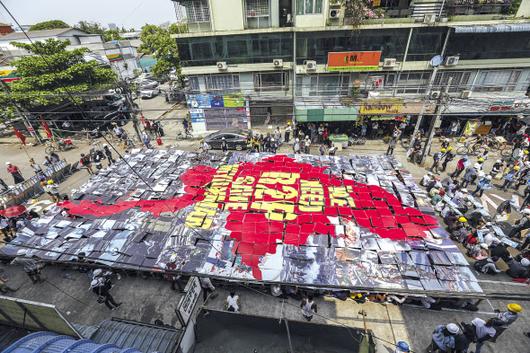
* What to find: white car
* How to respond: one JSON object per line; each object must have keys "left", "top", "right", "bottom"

{"left": 139, "top": 87, "right": 160, "bottom": 99}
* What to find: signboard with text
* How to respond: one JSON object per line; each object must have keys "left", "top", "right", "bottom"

{"left": 176, "top": 276, "right": 202, "bottom": 326}
{"left": 327, "top": 51, "right": 381, "bottom": 72}
{"left": 360, "top": 98, "right": 403, "bottom": 115}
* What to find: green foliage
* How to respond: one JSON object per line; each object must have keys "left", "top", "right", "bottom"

{"left": 75, "top": 21, "right": 124, "bottom": 42}
{"left": 138, "top": 24, "right": 184, "bottom": 80}
{"left": 29, "top": 20, "right": 70, "bottom": 31}
{"left": 0, "top": 39, "right": 116, "bottom": 108}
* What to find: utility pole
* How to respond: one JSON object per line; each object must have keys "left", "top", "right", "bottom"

{"left": 117, "top": 79, "right": 142, "bottom": 141}
{"left": 420, "top": 77, "right": 452, "bottom": 165}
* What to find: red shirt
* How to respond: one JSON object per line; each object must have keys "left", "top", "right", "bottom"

{"left": 7, "top": 165, "right": 19, "bottom": 174}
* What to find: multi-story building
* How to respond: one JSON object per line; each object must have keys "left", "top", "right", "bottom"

{"left": 0, "top": 29, "right": 140, "bottom": 79}
{"left": 171, "top": 0, "right": 530, "bottom": 134}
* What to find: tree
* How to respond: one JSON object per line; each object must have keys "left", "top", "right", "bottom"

{"left": 102, "top": 29, "right": 123, "bottom": 42}
{"left": 0, "top": 39, "right": 116, "bottom": 108}
{"left": 75, "top": 21, "right": 105, "bottom": 35}
{"left": 138, "top": 24, "right": 186, "bottom": 80}
{"left": 29, "top": 20, "right": 70, "bottom": 31}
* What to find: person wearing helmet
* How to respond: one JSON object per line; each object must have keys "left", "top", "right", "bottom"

{"left": 441, "top": 147, "right": 455, "bottom": 172}
{"left": 468, "top": 318, "right": 498, "bottom": 353}
{"left": 44, "top": 179, "right": 60, "bottom": 203}
{"left": 490, "top": 159, "right": 504, "bottom": 178}
{"left": 394, "top": 341, "right": 410, "bottom": 353}
{"left": 221, "top": 136, "right": 228, "bottom": 153}
{"left": 429, "top": 323, "right": 460, "bottom": 353}
{"left": 91, "top": 275, "right": 122, "bottom": 310}
{"left": 471, "top": 173, "right": 492, "bottom": 198}
{"left": 500, "top": 166, "right": 518, "bottom": 191}
{"left": 489, "top": 303, "right": 523, "bottom": 341}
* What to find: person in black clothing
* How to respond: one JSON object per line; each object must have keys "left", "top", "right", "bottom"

{"left": 508, "top": 209, "right": 530, "bottom": 239}
{"left": 441, "top": 149, "right": 455, "bottom": 172}
{"left": 490, "top": 241, "right": 511, "bottom": 262}
{"left": 80, "top": 154, "right": 93, "bottom": 175}
{"left": 221, "top": 137, "right": 228, "bottom": 153}
{"left": 103, "top": 145, "right": 115, "bottom": 166}
{"left": 91, "top": 276, "right": 121, "bottom": 310}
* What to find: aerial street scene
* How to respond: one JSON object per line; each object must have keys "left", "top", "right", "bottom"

{"left": 0, "top": 0, "right": 529, "bottom": 352}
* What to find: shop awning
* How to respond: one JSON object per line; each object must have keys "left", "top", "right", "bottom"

{"left": 453, "top": 23, "right": 530, "bottom": 33}
{"left": 295, "top": 106, "right": 358, "bottom": 122}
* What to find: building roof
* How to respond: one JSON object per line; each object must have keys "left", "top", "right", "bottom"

{"left": 0, "top": 28, "right": 77, "bottom": 41}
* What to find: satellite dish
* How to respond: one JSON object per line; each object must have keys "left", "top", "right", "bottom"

{"left": 430, "top": 55, "right": 443, "bottom": 67}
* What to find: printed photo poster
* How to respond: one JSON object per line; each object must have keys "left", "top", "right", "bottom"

{"left": 2, "top": 149, "right": 481, "bottom": 294}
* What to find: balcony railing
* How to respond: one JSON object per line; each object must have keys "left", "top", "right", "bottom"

{"left": 445, "top": 0, "right": 511, "bottom": 16}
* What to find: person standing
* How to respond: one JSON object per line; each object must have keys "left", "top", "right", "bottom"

{"left": 226, "top": 291, "right": 240, "bottom": 312}
{"left": 79, "top": 154, "right": 93, "bottom": 175}
{"left": 319, "top": 144, "right": 325, "bottom": 156}
{"left": 199, "top": 277, "right": 216, "bottom": 302}
{"left": 44, "top": 180, "right": 60, "bottom": 203}
{"left": 451, "top": 157, "right": 468, "bottom": 178}
{"left": 508, "top": 208, "right": 530, "bottom": 239}
{"left": 91, "top": 276, "right": 121, "bottom": 310}
{"left": 142, "top": 132, "right": 152, "bottom": 148}
{"left": 500, "top": 166, "right": 518, "bottom": 191}
{"left": 472, "top": 175, "right": 492, "bottom": 197}
{"left": 6, "top": 162, "right": 24, "bottom": 184}
{"left": 300, "top": 295, "right": 317, "bottom": 321}
{"left": 103, "top": 145, "right": 115, "bottom": 166}
{"left": 441, "top": 147, "right": 455, "bottom": 172}
{"left": 11, "top": 257, "right": 43, "bottom": 284}
{"left": 221, "top": 137, "right": 228, "bottom": 153}
{"left": 386, "top": 137, "right": 397, "bottom": 156}
{"left": 284, "top": 124, "right": 292, "bottom": 143}
{"left": 293, "top": 138, "right": 300, "bottom": 154}
{"left": 164, "top": 261, "right": 184, "bottom": 292}
{"left": 29, "top": 158, "right": 45, "bottom": 178}
{"left": 431, "top": 149, "right": 445, "bottom": 174}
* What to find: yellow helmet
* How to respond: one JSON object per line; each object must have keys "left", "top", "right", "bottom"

{"left": 441, "top": 148, "right": 447, "bottom": 153}
{"left": 458, "top": 216, "right": 467, "bottom": 223}
{"left": 478, "top": 157, "right": 485, "bottom": 163}
{"left": 507, "top": 303, "right": 523, "bottom": 313}
{"left": 447, "top": 146, "right": 453, "bottom": 151}
{"left": 47, "top": 180, "right": 54, "bottom": 185}
{"left": 524, "top": 150, "right": 529, "bottom": 155}
{"left": 514, "top": 166, "right": 521, "bottom": 171}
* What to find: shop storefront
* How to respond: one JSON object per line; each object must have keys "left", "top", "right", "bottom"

{"left": 186, "top": 94, "right": 250, "bottom": 132}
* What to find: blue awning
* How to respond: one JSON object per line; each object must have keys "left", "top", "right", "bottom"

{"left": 454, "top": 23, "right": 530, "bottom": 33}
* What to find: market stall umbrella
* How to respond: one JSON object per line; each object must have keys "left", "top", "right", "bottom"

{"left": 3, "top": 205, "right": 27, "bottom": 218}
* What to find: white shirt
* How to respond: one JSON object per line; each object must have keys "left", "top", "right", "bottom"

{"left": 472, "top": 318, "right": 496, "bottom": 340}
{"left": 226, "top": 295, "right": 239, "bottom": 311}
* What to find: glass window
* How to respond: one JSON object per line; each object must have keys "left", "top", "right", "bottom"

{"left": 433, "top": 71, "right": 473, "bottom": 92}
{"left": 474, "top": 70, "right": 522, "bottom": 92}
{"left": 188, "top": 76, "right": 200, "bottom": 91}
{"left": 254, "top": 72, "right": 289, "bottom": 91}
{"left": 246, "top": 0, "right": 270, "bottom": 29}
{"left": 308, "top": 74, "right": 349, "bottom": 96}
{"left": 396, "top": 71, "right": 431, "bottom": 94}
{"left": 446, "top": 32, "right": 530, "bottom": 60}
{"left": 205, "top": 74, "right": 240, "bottom": 92}
{"left": 177, "top": 33, "right": 293, "bottom": 66}
{"left": 297, "top": 29, "right": 409, "bottom": 64}
{"left": 296, "top": 0, "right": 323, "bottom": 14}
{"left": 182, "top": 0, "right": 210, "bottom": 23}
{"left": 406, "top": 27, "right": 447, "bottom": 62}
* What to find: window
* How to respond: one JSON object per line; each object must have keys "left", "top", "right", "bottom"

{"left": 254, "top": 72, "right": 289, "bottom": 91}
{"left": 396, "top": 71, "right": 431, "bottom": 94}
{"left": 187, "top": 76, "right": 200, "bottom": 92}
{"left": 407, "top": 27, "right": 447, "bottom": 62}
{"left": 446, "top": 32, "right": 530, "bottom": 60}
{"left": 205, "top": 74, "right": 240, "bottom": 93}
{"left": 474, "top": 70, "right": 522, "bottom": 92}
{"left": 183, "top": 0, "right": 210, "bottom": 22}
{"left": 227, "top": 40, "right": 248, "bottom": 57}
{"left": 245, "top": 0, "right": 270, "bottom": 29}
{"left": 433, "top": 71, "right": 473, "bottom": 92}
{"left": 308, "top": 74, "right": 350, "bottom": 96}
{"left": 296, "top": 0, "right": 323, "bottom": 14}
{"left": 190, "top": 42, "right": 212, "bottom": 59}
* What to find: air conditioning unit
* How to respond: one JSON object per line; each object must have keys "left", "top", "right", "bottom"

{"left": 329, "top": 8, "right": 340, "bottom": 19}
{"left": 430, "top": 90, "right": 442, "bottom": 99}
{"left": 383, "top": 58, "right": 397, "bottom": 68}
{"left": 305, "top": 60, "right": 317, "bottom": 72}
{"left": 461, "top": 90, "right": 472, "bottom": 99}
{"left": 273, "top": 58, "right": 283, "bottom": 68}
{"left": 445, "top": 56, "right": 460, "bottom": 66}
{"left": 424, "top": 14, "right": 436, "bottom": 24}
{"left": 216, "top": 61, "right": 228, "bottom": 71}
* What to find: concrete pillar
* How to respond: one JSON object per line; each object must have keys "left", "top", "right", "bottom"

{"left": 271, "top": 0, "right": 280, "bottom": 28}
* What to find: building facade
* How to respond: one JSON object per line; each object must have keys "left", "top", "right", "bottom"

{"left": 171, "top": 0, "right": 530, "bottom": 133}
{"left": 0, "top": 29, "right": 140, "bottom": 79}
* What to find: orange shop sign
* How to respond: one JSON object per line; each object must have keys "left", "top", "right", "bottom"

{"left": 327, "top": 51, "right": 382, "bottom": 72}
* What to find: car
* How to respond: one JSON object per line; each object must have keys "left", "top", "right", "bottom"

{"left": 139, "top": 88, "right": 160, "bottom": 99}
{"left": 137, "top": 79, "right": 159, "bottom": 90}
{"left": 204, "top": 128, "right": 250, "bottom": 151}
